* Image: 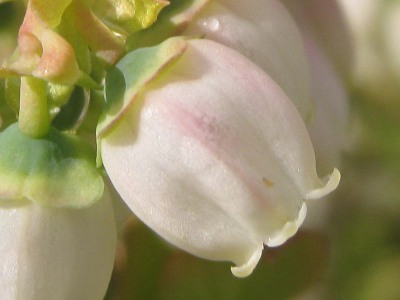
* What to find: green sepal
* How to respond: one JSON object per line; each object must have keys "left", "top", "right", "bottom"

{"left": 97, "top": 36, "right": 187, "bottom": 138}
{"left": 0, "top": 123, "right": 104, "bottom": 208}
{"left": 56, "top": 10, "right": 92, "bottom": 75}
{"left": 127, "top": 0, "right": 209, "bottom": 51}
{"left": 96, "top": 36, "right": 188, "bottom": 166}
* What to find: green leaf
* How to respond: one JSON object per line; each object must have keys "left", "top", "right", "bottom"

{"left": 0, "top": 123, "right": 104, "bottom": 208}
{"left": 97, "top": 36, "right": 187, "bottom": 139}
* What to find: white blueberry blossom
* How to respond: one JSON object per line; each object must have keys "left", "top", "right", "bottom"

{"left": 99, "top": 37, "right": 340, "bottom": 277}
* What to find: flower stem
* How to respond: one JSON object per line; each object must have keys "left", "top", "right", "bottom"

{"left": 19, "top": 76, "right": 49, "bottom": 137}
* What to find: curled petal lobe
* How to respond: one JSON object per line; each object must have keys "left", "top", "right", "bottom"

{"left": 231, "top": 245, "right": 263, "bottom": 278}
{"left": 266, "top": 202, "right": 307, "bottom": 247}
{"left": 101, "top": 38, "right": 340, "bottom": 276}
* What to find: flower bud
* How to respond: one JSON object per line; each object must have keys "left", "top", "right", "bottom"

{"left": 101, "top": 38, "right": 339, "bottom": 277}
{"left": 282, "top": 0, "right": 352, "bottom": 173}
{"left": 183, "top": 0, "right": 312, "bottom": 120}
{"left": 305, "top": 37, "right": 349, "bottom": 174}
{"left": 282, "top": 0, "right": 353, "bottom": 81}
{"left": 0, "top": 193, "right": 116, "bottom": 300}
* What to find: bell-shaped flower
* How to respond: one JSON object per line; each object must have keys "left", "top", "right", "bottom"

{"left": 0, "top": 123, "right": 117, "bottom": 299}
{"left": 182, "top": 0, "right": 312, "bottom": 120}
{"left": 0, "top": 195, "right": 116, "bottom": 300}
{"left": 98, "top": 37, "right": 340, "bottom": 277}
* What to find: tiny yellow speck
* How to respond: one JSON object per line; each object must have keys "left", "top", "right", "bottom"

{"left": 262, "top": 177, "right": 274, "bottom": 187}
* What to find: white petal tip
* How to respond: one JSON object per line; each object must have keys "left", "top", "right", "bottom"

{"left": 231, "top": 245, "right": 263, "bottom": 278}
{"left": 266, "top": 203, "right": 307, "bottom": 247}
{"left": 306, "top": 168, "right": 341, "bottom": 200}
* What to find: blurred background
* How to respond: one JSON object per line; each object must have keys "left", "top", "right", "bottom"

{"left": 1, "top": 0, "right": 400, "bottom": 299}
